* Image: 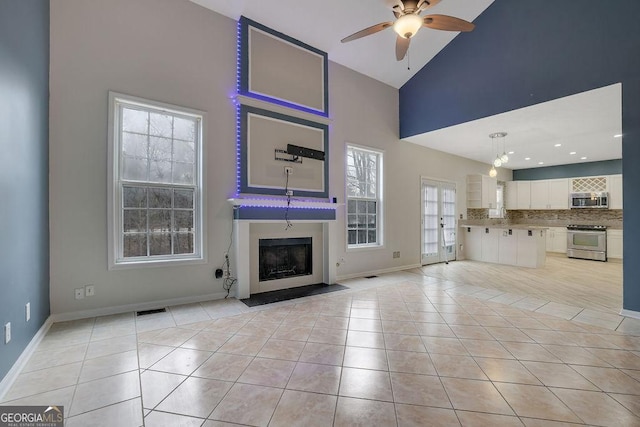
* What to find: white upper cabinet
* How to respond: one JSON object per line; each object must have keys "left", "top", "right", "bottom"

{"left": 529, "top": 178, "right": 569, "bottom": 210}
{"left": 516, "top": 181, "right": 531, "bottom": 210}
{"left": 608, "top": 174, "right": 623, "bottom": 209}
{"left": 467, "top": 174, "right": 498, "bottom": 209}
{"left": 505, "top": 180, "right": 531, "bottom": 210}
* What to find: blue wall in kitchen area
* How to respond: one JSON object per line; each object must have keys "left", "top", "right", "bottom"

{"left": 0, "top": 0, "right": 50, "bottom": 382}
{"left": 399, "top": 0, "right": 640, "bottom": 312}
{"left": 513, "top": 159, "right": 622, "bottom": 181}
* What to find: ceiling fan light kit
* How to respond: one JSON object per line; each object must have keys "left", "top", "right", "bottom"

{"left": 393, "top": 13, "right": 423, "bottom": 38}
{"left": 340, "top": 0, "right": 475, "bottom": 61}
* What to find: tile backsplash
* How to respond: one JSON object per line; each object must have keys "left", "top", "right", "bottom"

{"left": 466, "top": 208, "right": 622, "bottom": 229}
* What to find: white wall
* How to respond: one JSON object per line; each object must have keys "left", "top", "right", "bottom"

{"left": 328, "top": 61, "right": 512, "bottom": 278}
{"left": 49, "top": 0, "right": 511, "bottom": 316}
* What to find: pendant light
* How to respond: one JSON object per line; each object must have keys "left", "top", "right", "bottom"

{"left": 489, "top": 165, "right": 497, "bottom": 178}
{"left": 490, "top": 132, "right": 509, "bottom": 165}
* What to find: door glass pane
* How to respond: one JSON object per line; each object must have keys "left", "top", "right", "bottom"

{"left": 423, "top": 184, "right": 438, "bottom": 256}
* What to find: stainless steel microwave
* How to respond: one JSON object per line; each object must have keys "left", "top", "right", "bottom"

{"left": 569, "top": 192, "right": 609, "bottom": 209}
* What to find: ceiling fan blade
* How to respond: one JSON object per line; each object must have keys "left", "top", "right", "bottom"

{"left": 396, "top": 35, "right": 410, "bottom": 61}
{"left": 341, "top": 22, "right": 394, "bottom": 43}
{"left": 417, "top": 0, "right": 441, "bottom": 12}
{"left": 423, "top": 14, "right": 475, "bottom": 32}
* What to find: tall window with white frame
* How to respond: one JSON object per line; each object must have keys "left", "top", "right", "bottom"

{"left": 346, "top": 145, "right": 383, "bottom": 248}
{"left": 109, "top": 93, "right": 204, "bottom": 267}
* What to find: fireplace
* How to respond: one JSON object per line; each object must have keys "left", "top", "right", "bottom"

{"left": 259, "top": 237, "right": 312, "bottom": 281}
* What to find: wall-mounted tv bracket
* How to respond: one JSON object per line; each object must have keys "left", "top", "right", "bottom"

{"left": 274, "top": 149, "right": 303, "bottom": 163}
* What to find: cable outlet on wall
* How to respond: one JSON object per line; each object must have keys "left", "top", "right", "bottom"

{"left": 284, "top": 166, "right": 293, "bottom": 175}
{"left": 26, "top": 302, "right": 31, "bottom": 322}
{"left": 4, "top": 322, "right": 10, "bottom": 344}
{"left": 85, "top": 285, "right": 95, "bottom": 297}
{"left": 75, "top": 288, "right": 85, "bottom": 300}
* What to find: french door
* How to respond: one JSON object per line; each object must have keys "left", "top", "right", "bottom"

{"left": 421, "top": 178, "right": 456, "bottom": 265}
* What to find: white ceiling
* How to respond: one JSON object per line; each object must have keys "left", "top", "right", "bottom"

{"left": 190, "top": 0, "right": 493, "bottom": 89}
{"left": 404, "top": 83, "right": 623, "bottom": 170}
{"left": 190, "top": 0, "right": 622, "bottom": 170}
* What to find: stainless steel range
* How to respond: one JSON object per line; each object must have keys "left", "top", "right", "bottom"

{"left": 566, "top": 225, "right": 607, "bottom": 261}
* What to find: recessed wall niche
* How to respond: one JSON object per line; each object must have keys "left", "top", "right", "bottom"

{"left": 239, "top": 105, "right": 328, "bottom": 198}
{"left": 238, "top": 16, "right": 329, "bottom": 116}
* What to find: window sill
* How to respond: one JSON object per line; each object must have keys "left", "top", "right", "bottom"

{"left": 347, "top": 244, "right": 385, "bottom": 253}
{"left": 109, "top": 255, "right": 207, "bottom": 270}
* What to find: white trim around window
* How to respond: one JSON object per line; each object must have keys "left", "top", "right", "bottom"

{"left": 345, "top": 144, "right": 384, "bottom": 250}
{"left": 107, "top": 92, "right": 207, "bottom": 269}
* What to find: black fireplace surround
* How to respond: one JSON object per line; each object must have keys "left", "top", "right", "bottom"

{"left": 259, "top": 237, "right": 312, "bottom": 281}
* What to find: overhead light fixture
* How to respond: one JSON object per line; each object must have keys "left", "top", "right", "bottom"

{"left": 525, "top": 157, "right": 531, "bottom": 160}
{"left": 393, "top": 14, "right": 423, "bottom": 39}
{"left": 488, "top": 132, "right": 508, "bottom": 173}
{"left": 554, "top": 143, "right": 562, "bottom": 147}
{"left": 581, "top": 156, "right": 587, "bottom": 160}
{"left": 569, "top": 151, "right": 577, "bottom": 155}
{"left": 614, "top": 134, "right": 622, "bottom": 138}
{"left": 508, "top": 151, "right": 514, "bottom": 154}
{"left": 489, "top": 165, "right": 497, "bottom": 178}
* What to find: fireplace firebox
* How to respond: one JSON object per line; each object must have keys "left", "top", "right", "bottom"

{"left": 259, "top": 237, "right": 312, "bottom": 282}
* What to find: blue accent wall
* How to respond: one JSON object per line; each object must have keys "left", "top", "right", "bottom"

{"left": 400, "top": 0, "right": 640, "bottom": 312}
{"left": 513, "top": 160, "right": 622, "bottom": 181}
{"left": 0, "top": 0, "right": 50, "bottom": 380}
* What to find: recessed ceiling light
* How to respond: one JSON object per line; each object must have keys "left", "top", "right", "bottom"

{"left": 554, "top": 143, "right": 562, "bottom": 147}
{"left": 581, "top": 156, "right": 587, "bottom": 160}
{"left": 569, "top": 151, "right": 577, "bottom": 155}
{"left": 525, "top": 157, "right": 531, "bottom": 160}
{"left": 614, "top": 134, "right": 622, "bottom": 138}
{"left": 538, "top": 161, "right": 544, "bottom": 165}
{"left": 508, "top": 151, "right": 514, "bottom": 154}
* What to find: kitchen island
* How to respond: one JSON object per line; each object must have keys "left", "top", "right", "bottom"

{"left": 460, "top": 225, "right": 547, "bottom": 268}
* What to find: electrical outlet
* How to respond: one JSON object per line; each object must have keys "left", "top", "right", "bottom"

{"left": 286, "top": 190, "right": 293, "bottom": 196}
{"left": 393, "top": 251, "right": 401, "bottom": 259}
{"left": 26, "top": 302, "right": 31, "bottom": 322}
{"left": 284, "top": 166, "right": 293, "bottom": 175}
{"left": 75, "top": 288, "right": 85, "bottom": 300}
{"left": 85, "top": 285, "right": 95, "bottom": 297}
{"left": 4, "top": 322, "right": 10, "bottom": 344}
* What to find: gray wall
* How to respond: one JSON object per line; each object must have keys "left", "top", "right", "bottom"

{"left": 49, "top": 0, "right": 511, "bottom": 316}
{"left": 0, "top": 0, "right": 50, "bottom": 380}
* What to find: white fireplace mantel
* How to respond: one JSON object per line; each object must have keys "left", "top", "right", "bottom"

{"left": 232, "top": 218, "right": 337, "bottom": 299}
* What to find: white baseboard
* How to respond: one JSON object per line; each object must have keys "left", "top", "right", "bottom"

{"left": 620, "top": 308, "right": 640, "bottom": 320}
{"left": 51, "top": 291, "right": 230, "bottom": 323}
{"left": 0, "top": 316, "right": 53, "bottom": 402}
{"left": 336, "top": 263, "right": 422, "bottom": 282}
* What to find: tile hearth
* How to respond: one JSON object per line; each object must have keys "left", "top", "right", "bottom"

{"left": 2, "top": 266, "right": 640, "bottom": 426}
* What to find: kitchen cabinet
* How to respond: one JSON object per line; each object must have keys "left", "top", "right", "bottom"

{"left": 505, "top": 180, "right": 531, "bottom": 210}
{"left": 546, "top": 227, "right": 567, "bottom": 253}
{"left": 467, "top": 174, "right": 497, "bottom": 209}
{"left": 462, "top": 227, "right": 482, "bottom": 260}
{"left": 481, "top": 228, "right": 500, "bottom": 263}
{"left": 516, "top": 229, "right": 546, "bottom": 268}
{"left": 608, "top": 174, "right": 623, "bottom": 209}
{"left": 460, "top": 225, "right": 546, "bottom": 268}
{"left": 530, "top": 179, "right": 569, "bottom": 209}
{"left": 607, "top": 229, "right": 623, "bottom": 259}
{"left": 498, "top": 229, "right": 518, "bottom": 265}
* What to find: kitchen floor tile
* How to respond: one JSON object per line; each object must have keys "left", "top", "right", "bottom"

{"left": 551, "top": 387, "right": 640, "bottom": 426}
{"left": 208, "top": 383, "right": 282, "bottom": 427}
{"left": 286, "top": 362, "right": 342, "bottom": 395}
{"left": 333, "top": 397, "right": 396, "bottom": 427}
{"left": 440, "top": 377, "right": 514, "bottom": 415}
{"left": 237, "top": 357, "right": 295, "bottom": 388}
{"left": 192, "top": 352, "right": 252, "bottom": 382}
{"left": 339, "top": 367, "right": 393, "bottom": 401}
{"left": 494, "top": 382, "right": 580, "bottom": 423}
{"left": 156, "top": 377, "right": 232, "bottom": 418}
{"left": 269, "top": 389, "right": 336, "bottom": 427}
{"left": 140, "top": 370, "right": 186, "bottom": 409}
{"left": 390, "top": 372, "right": 451, "bottom": 407}
{"left": 430, "top": 354, "right": 488, "bottom": 380}
{"left": 475, "top": 358, "right": 542, "bottom": 385}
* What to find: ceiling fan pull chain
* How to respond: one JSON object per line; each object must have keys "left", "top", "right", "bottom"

{"left": 407, "top": 48, "right": 411, "bottom": 70}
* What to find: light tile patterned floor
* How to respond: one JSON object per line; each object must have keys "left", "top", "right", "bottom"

{"left": 2, "top": 267, "right": 640, "bottom": 426}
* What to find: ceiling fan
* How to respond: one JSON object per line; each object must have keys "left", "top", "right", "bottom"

{"left": 341, "top": 0, "right": 475, "bottom": 61}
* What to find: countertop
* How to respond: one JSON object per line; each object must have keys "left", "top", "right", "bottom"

{"left": 459, "top": 224, "right": 549, "bottom": 230}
